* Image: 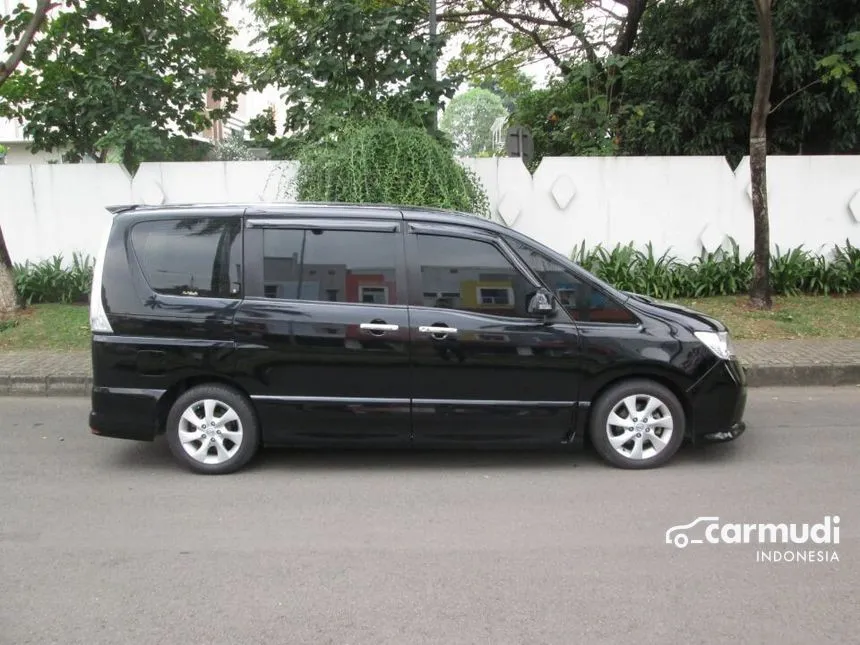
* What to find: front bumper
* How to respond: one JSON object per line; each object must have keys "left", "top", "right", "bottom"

{"left": 701, "top": 421, "right": 746, "bottom": 443}
{"left": 686, "top": 358, "right": 747, "bottom": 442}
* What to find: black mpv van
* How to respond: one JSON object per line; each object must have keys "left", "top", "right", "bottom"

{"left": 89, "top": 203, "right": 747, "bottom": 474}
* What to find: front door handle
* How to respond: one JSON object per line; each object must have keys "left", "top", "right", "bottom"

{"left": 419, "top": 325, "right": 458, "bottom": 340}
{"left": 360, "top": 322, "right": 400, "bottom": 335}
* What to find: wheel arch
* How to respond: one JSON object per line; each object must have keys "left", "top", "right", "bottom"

{"left": 155, "top": 374, "right": 255, "bottom": 435}
{"left": 577, "top": 368, "right": 694, "bottom": 443}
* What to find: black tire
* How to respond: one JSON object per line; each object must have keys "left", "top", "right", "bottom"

{"left": 589, "top": 379, "right": 685, "bottom": 470}
{"left": 165, "top": 384, "right": 260, "bottom": 474}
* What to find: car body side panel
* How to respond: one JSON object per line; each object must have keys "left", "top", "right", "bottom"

{"left": 91, "top": 209, "right": 245, "bottom": 439}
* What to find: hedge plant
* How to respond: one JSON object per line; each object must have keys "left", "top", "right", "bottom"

{"left": 292, "top": 116, "right": 490, "bottom": 217}
{"left": 572, "top": 239, "right": 860, "bottom": 299}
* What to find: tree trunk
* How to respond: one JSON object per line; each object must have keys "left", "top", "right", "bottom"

{"left": 749, "top": 0, "right": 776, "bottom": 309}
{"left": 0, "top": 225, "right": 19, "bottom": 314}
{"left": 613, "top": 0, "right": 649, "bottom": 56}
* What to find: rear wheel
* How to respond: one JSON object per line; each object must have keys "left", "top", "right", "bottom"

{"left": 166, "top": 384, "right": 260, "bottom": 474}
{"left": 589, "top": 380, "right": 685, "bottom": 469}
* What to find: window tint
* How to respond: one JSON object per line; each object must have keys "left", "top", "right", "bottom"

{"left": 131, "top": 218, "right": 242, "bottom": 298}
{"left": 509, "top": 239, "right": 636, "bottom": 324}
{"left": 261, "top": 228, "right": 398, "bottom": 304}
{"left": 416, "top": 234, "right": 534, "bottom": 317}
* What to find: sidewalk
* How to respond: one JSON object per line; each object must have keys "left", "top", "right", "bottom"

{"left": 1, "top": 340, "right": 859, "bottom": 396}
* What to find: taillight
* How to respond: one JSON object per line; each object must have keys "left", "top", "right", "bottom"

{"left": 90, "top": 221, "right": 114, "bottom": 334}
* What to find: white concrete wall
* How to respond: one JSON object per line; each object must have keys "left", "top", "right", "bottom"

{"left": 1, "top": 156, "right": 858, "bottom": 265}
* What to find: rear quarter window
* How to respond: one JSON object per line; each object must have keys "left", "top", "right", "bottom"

{"left": 130, "top": 217, "right": 242, "bottom": 298}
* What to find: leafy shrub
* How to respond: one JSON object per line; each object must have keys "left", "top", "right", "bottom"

{"left": 0, "top": 318, "right": 18, "bottom": 333}
{"left": 13, "top": 253, "right": 94, "bottom": 305}
{"left": 212, "top": 132, "right": 257, "bottom": 161}
{"left": 831, "top": 239, "right": 860, "bottom": 293}
{"left": 292, "top": 116, "right": 490, "bottom": 217}
{"left": 571, "top": 239, "right": 860, "bottom": 299}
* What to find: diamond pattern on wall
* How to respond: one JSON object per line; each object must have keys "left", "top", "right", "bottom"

{"left": 550, "top": 175, "right": 577, "bottom": 210}
{"left": 497, "top": 192, "right": 522, "bottom": 226}
{"left": 699, "top": 223, "right": 725, "bottom": 251}
{"left": 849, "top": 190, "right": 860, "bottom": 224}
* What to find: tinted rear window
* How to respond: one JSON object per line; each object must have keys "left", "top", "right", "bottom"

{"left": 261, "top": 228, "right": 398, "bottom": 304}
{"left": 131, "top": 217, "right": 242, "bottom": 298}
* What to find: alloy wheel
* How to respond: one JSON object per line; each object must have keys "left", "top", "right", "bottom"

{"left": 177, "top": 399, "right": 244, "bottom": 465}
{"left": 605, "top": 394, "right": 674, "bottom": 461}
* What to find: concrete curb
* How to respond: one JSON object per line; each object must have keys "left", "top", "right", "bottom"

{"left": 0, "top": 375, "right": 92, "bottom": 397}
{"left": 743, "top": 364, "right": 860, "bottom": 388}
{"left": 0, "top": 366, "right": 858, "bottom": 397}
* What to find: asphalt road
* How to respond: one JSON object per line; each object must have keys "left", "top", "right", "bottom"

{"left": 1, "top": 387, "right": 858, "bottom": 645}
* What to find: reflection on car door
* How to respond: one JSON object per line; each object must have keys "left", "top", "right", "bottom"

{"left": 233, "top": 218, "right": 412, "bottom": 445}
{"left": 404, "top": 223, "right": 582, "bottom": 446}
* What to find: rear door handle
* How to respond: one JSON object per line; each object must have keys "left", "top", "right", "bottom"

{"left": 418, "top": 326, "right": 458, "bottom": 334}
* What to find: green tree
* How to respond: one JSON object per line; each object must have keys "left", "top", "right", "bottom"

{"left": 293, "top": 116, "right": 489, "bottom": 216}
{"left": 749, "top": 0, "right": 776, "bottom": 309}
{"left": 246, "top": 106, "right": 277, "bottom": 147}
{"left": 0, "top": 0, "right": 245, "bottom": 173}
{"left": 476, "top": 72, "right": 534, "bottom": 112}
{"left": 440, "top": 88, "right": 508, "bottom": 156}
{"left": 0, "top": 0, "right": 54, "bottom": 315}
{"left": 616, "top": 0, "right": 860, "bottom": 161}
{"left": 251, "top": 0, "right": 457, "bottom": 157}
{"left": 507, "top": 0, "right": 860, "bottom": 167}
{"left": 438, "top": 0, "right": 649, "bottom": 80}
{"left": 213, "top": 131, "right": 257, "bottom": 161}
{"left": 819, "top": 31, "right": 860, "bottom": 92}
{"left": 509, "top": 56, "right": 642, "bottom": 163}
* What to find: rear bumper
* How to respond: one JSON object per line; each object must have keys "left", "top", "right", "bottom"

{"left": 686, "top": 358, "right": 747, "bottom": 441}
{"left": 89, "top": 387, "right": 165, "bottom": 441}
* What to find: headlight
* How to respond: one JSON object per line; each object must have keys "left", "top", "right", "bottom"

{"left": 694, "top": 331, "right": 735, "bottom": 359}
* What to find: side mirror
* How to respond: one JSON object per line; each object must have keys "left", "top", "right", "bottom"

{"left": 528, "top": 288, "right": 556, "bottom": 316}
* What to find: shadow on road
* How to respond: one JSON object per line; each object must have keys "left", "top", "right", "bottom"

{"left": 104, "top": 430, "right": 750, "bottom": 474}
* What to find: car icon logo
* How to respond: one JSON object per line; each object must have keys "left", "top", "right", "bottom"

{"left": 666, "top": 516, "right": 720, "bottom": 548}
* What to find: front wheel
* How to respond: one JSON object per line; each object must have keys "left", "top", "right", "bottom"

{"left": 166, "top": 384, "right": 260, "bottom": 474}
{"left": 589, "top": 380, "right": 685, "bottom": 469}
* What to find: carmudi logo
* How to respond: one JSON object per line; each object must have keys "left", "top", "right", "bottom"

{"left": 665, "top": 515, "right": 840, "bottom": 563}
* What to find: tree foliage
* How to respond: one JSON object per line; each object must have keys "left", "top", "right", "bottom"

{"left": 438, "top": 0, "right": 649, "bottom": 85}
{"left": 0, "top": 0, "right": 54, "bottom": 314}
{"left": 213, "top": 132, "right": 257, "bottom": 161}
{"left": 617, "top": 0, "right": 860, "bottom": 160}
{"left": 246, "top": 106, "right": 277, "bottom": 147}
{"left": 440, "top": 88, "right": 508, "bottom": 156}
{"left": 0, "top": 0, "right": 245, "bottom": 171}
{"left": 510, "top": 56, "right": 645, "bottom": 161}
{"left": 819, "top": 31, "right": 860, "bottom": 93}
{"left": 251, "top": 0, "right": 457, "bottom": 157}
{"left": 0, "top": 0, "right": 53, "bottom": 87}
{"left": 293, "top": 117, "right": 490, "bottom": 217}
{"left": 506, "top": 0, "right": 860, "bottom": 165}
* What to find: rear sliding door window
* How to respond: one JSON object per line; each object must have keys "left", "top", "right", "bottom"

{"left": 261, "top": 228, "right": 398, "bottom": 304}
{"left": 131, "top": 217, "right": 243, "bottom": 298}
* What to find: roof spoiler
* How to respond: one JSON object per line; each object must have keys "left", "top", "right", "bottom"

{"left": 106, "top": 204, "right": 139, "bottom": 214}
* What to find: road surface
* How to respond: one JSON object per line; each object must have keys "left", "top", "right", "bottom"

{"left": 1, "top": 387, "right": 858, "bottom": 644}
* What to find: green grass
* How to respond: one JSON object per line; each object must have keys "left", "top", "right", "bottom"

{"left": 0, "top": 304, "right": 91, "bottom": 351}
{"left": 672, "top": 295, "right": 860, "bottom": 340}
{"left": 0, "top": 296, "right": 858, "bottom": 351}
